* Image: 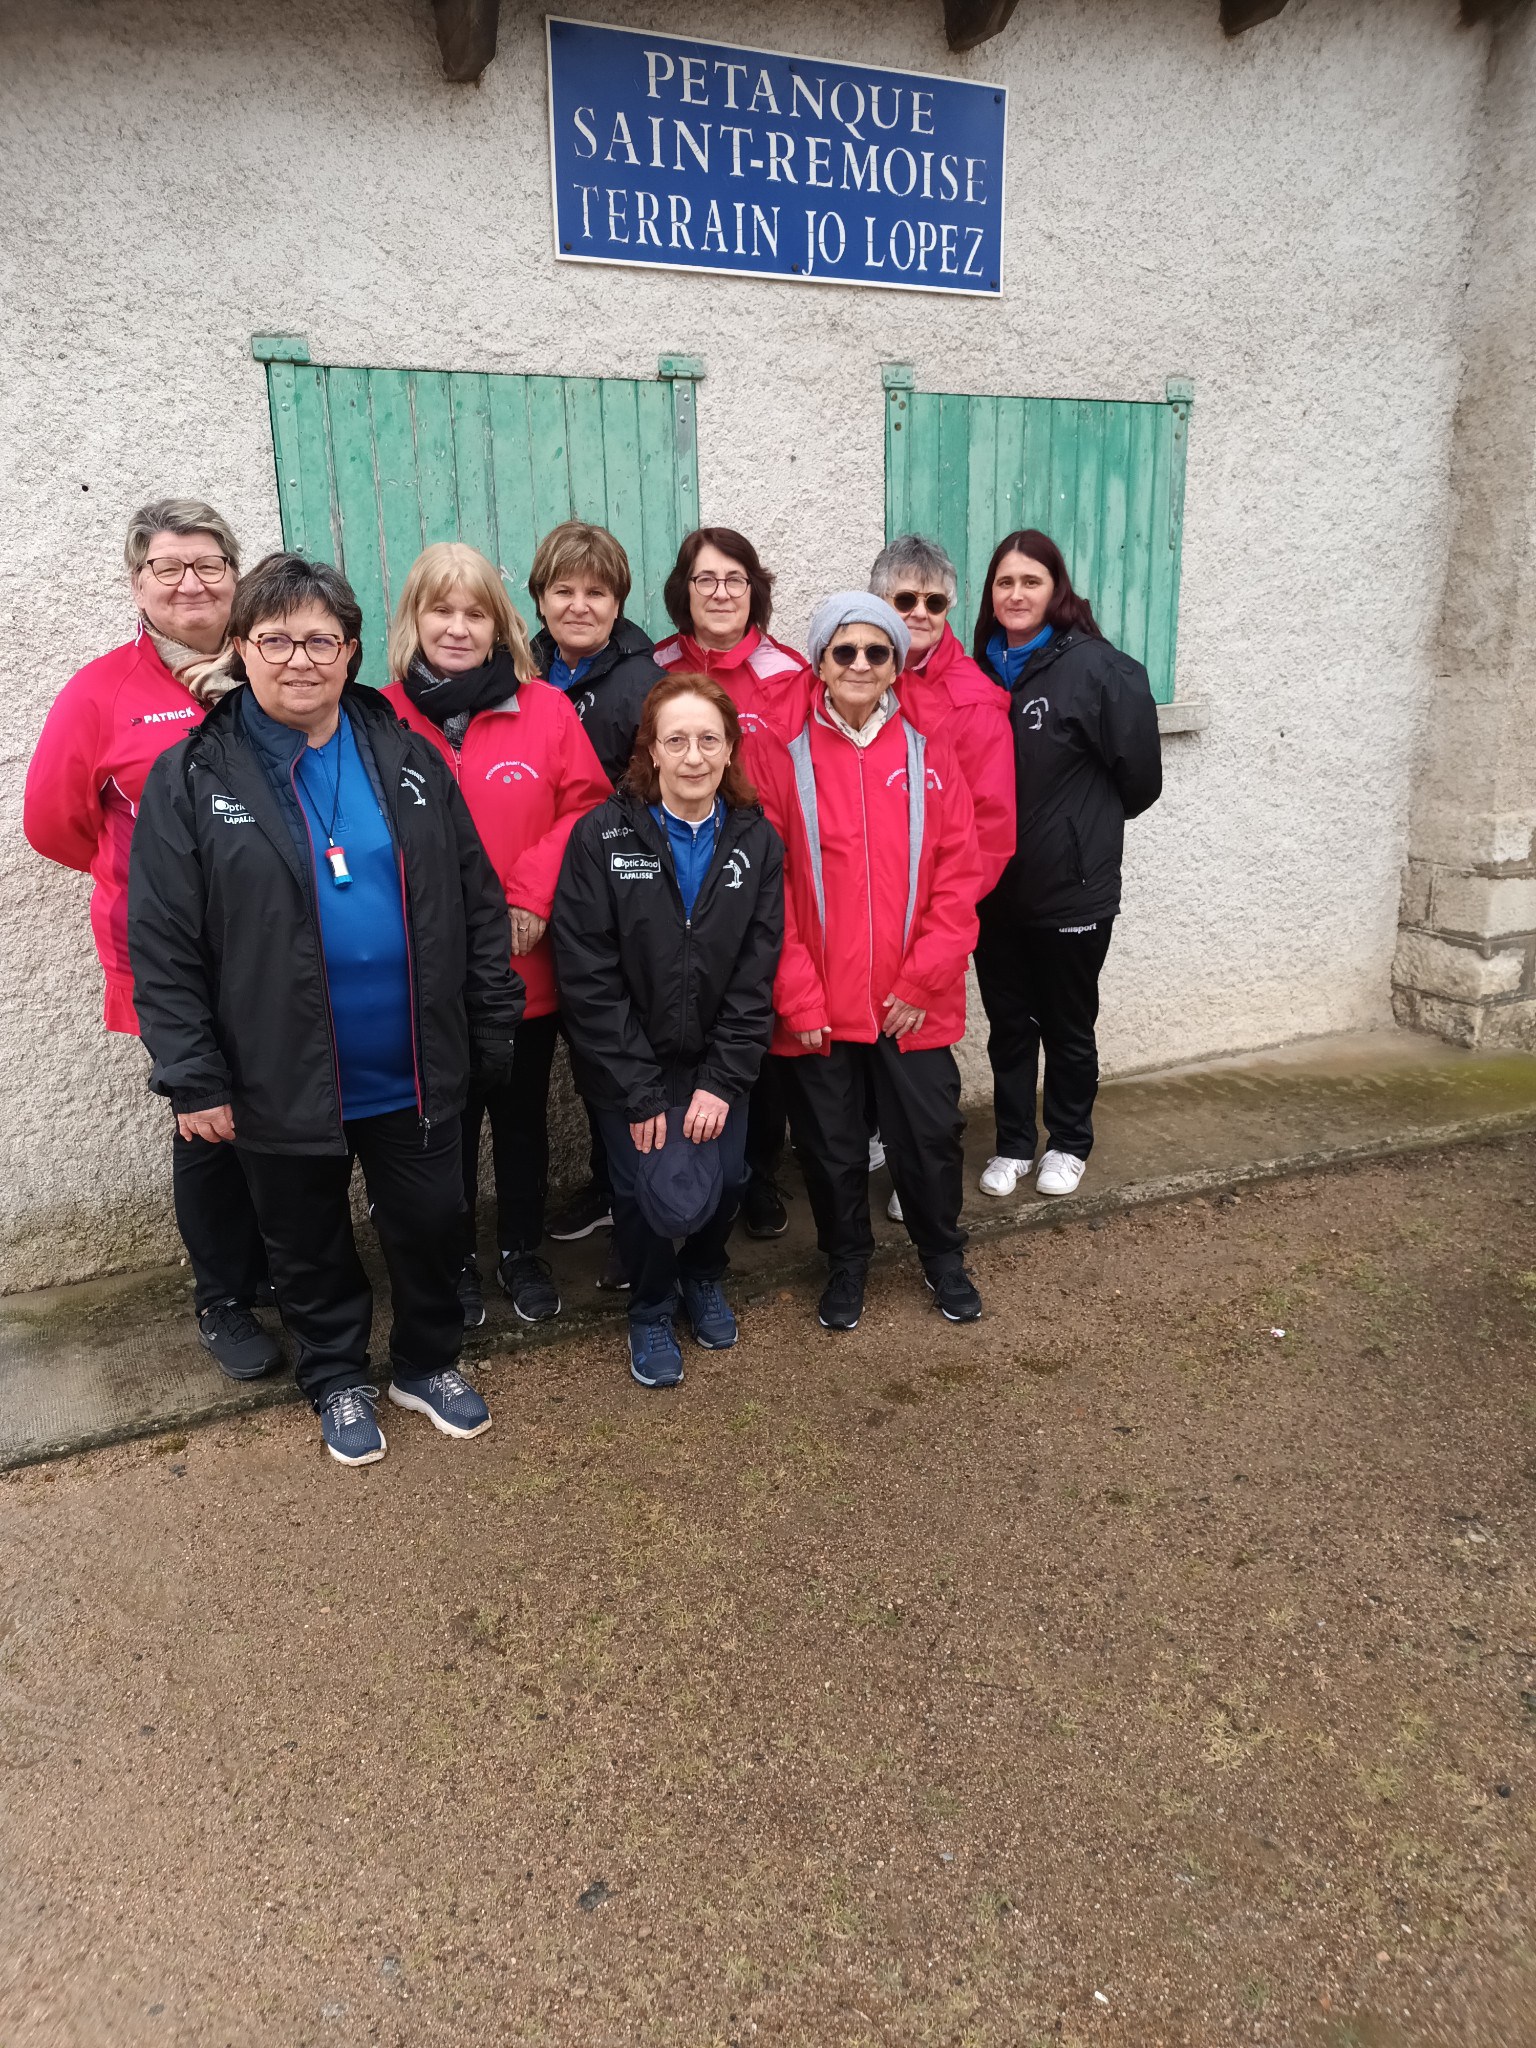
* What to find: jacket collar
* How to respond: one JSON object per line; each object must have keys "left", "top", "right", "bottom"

{"left": 533, "top": 614, "right": 654, "bottom": 687}
{"left": 672, "top": 625, "right": 761, "bottom": 674}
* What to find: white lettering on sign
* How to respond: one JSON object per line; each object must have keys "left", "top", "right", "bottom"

{"left": 549, "top": 19, "right": 1005, "bottom": 298}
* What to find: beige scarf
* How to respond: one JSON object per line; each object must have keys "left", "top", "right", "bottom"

{"left": 145, "top": 623, "right": 237, "bottom": 705}
{"left": 821, "top": 686, "right": 898, "bottom": 750}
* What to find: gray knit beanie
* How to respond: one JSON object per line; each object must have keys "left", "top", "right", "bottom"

{"left": 805, "top": 591, "right": 910, "bottom": 672}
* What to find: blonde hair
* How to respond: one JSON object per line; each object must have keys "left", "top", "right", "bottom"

{"left": 527, "top": 520, "right": 632, "bottom": 616}
{"left": 387, "top": 542, "right": 533, "bottom": 682}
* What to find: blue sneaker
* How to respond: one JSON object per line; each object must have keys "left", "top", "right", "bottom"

{"left": 628, "top": 1318, "right": 684, "bottom": 1389}
{"left": 680, "top": 1277, "right": 737, "bottom": 1350}
{"left": 388, "top": 1368, "right": 492, "bottom": 1440}
{"left": 319, "top": 1384, "right": 387, "bottom": 1467}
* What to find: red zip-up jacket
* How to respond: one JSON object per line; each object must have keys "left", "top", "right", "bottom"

{"left": 653, "top": 626, "right": 813, "bottom": 741}
{"left": 896, "top": 624, "right": 1017, "bottom": 899}
{"left": 384, "top": 678, "right": 610, "bottom": 1019}
{"left": 745, "top": 693, "right": 981, "bottom": 1056}
{"left": 24, "top": 635, "right": 206, "bottom": 1033}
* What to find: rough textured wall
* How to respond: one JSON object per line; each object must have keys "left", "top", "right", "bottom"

{"left": 1393, "top": 4, "right": 1536, "bottom": 1046}
{"left": 0, "top": 0, "right": 1487, "bottom": 1288}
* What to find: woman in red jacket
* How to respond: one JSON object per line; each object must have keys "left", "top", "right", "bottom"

{"left": 384, "top": 543, "right": 610, "bottom": 1328}
{"left": 23, "top": 498, "right": 277, "bottom": 1382}
{"left": 747, "top": 592, "right": 985, "bottom": 1335}
{"left": 871, "top": 534, "right": 1016, "bottom": 899}
{"left": 654, "top": 527, "right": 812, "bottom": 1238}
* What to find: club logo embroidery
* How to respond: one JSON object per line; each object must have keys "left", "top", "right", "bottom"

{"left": 486, "top": 760, "right": 540, "bottom": 785}
{"left": 723, "top": 849, "right": 751, "bottom": 889}
{"left": 1020, "top": 696, "right": 1049, "bottom": 732}
{"left": 400, "top": 767, "right": 428, "bottom": 807}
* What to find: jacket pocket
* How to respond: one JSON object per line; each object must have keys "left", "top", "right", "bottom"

{"left": 1066, "top": 818, "right": 1086, "bottom": 887}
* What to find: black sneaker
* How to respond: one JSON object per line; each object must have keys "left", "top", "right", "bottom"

{"left": 457, "top": 1257, "right": 486, "bottom": 1329}
{"left": 925, "top": 1260, "right": 983, "bottom": 1323}
{"left": 597, "top": 1241, "right": 631, "bottom": 1291}
{"left": 197, "top": 1299, "right": 281, "bottom": 1381}
{"left": 546, "top": 1183, "right": 614, "bottom": 1241}
{"left": 817, "top": 1266, "right": 866, "bottom": 1331}
{"left": 498, "top": 1251, "right": 562, "bottom": 1323}
{"left": 740, "top": 1174, "right": 788, "bottom": 1238}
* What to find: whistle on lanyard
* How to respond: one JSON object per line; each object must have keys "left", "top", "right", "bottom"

{"left": 325, "top": 844, "right": 353, "bottom": 888}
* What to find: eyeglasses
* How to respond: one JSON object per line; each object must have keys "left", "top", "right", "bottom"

{"left": 251, "top": 632, "right": 346, "bottom": 665}
{"left": 890, "top": 590, "right": 950, "bottom": 617}
{"left": 144, "top": 554, "right": 231, "bottom": 586}
{"left": 828, "top": 642, "right": 894, "bottom": 669}
{"left": 690, "top": 572, "right": 750, "bottom": 597}
{"left": 658, "top": 731, "right": 727, "bottom": 757}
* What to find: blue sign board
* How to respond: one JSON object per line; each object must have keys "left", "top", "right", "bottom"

{"left": 546, "top": 18, "right": 1007, "bottom": 297}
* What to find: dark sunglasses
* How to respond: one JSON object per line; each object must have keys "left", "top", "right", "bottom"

{"left": 828, "top": 641, "right": 894, "bottom": 668}
{"left": 891, "top": 590, "right": 950, "bottom": 617}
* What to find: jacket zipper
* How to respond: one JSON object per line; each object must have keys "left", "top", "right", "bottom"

{"left": 396, "top": 850, "right": 431, "bottom": 1143}
{"left": 288, "top": 758, "right": 348, "bottom": 1137}
{"left": 856, "top": 749, "right": 878, "bottom": 1038}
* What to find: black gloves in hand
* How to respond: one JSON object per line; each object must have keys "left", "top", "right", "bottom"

{"left": 471, "top": 1037, "right": 518, "bottom": 1092}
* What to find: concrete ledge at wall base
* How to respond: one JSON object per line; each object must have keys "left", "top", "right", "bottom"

{"left": 1391, "top": 926, "right": 1530, "bottom": 1005}
{"left": 1156, "top": 701, "right": 1206, "bottom": 735}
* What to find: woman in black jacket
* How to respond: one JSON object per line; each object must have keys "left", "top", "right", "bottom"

{"left": 553, "top": 674, "right": 783, "bottom": 1390}
{"left": 972, "top": 530, "right": 1162, "bottom": 1203}
{"left": 128, "top": 554, "right": 524, "bottom": 1468}
{"left": 526, "top": 519, "right": 665, "bottom": 1253}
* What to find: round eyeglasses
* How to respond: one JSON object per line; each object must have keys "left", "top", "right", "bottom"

{"left": 890, "top": 590, "right": 950, "bottom": 617}
{"left": 690, "top": 572, "right": 750, "bottom": 597}
{"left": 658, "top": 731, "right": 727, "bottom": 756}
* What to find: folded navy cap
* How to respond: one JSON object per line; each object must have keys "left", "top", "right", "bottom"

{"left": 635, "top": 1133, "right": 724, "bottom": 1237}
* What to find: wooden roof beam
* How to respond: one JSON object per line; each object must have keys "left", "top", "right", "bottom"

{"left": 944, "top": 1, "right": 1019, "bottom": 53}
{"left": 433, "top": 0, "right": 500, "bottom": 82}
{"left": 1221, "top": 0, "right": 1290, "bottom": 29}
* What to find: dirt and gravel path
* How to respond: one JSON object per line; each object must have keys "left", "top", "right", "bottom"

{"left": 3, "top": 1137, "right": 1535, "bottom": 2047}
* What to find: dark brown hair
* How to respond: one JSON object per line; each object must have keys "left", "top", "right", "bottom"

{"left": 971, "top": 529, "right": 1102, "bottom": 665}
{"left": 228, "top": 552, "right": 366, "bottom": 683}
{"left": 623, "top": 673, "right": 758, "bottom": 809}
{"left": 663, "top": 527, "right": 774, "bottom": 638}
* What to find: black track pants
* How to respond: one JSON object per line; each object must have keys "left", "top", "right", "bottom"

{"left": 171, "top": 1128, "right": 269, "bottom": 1313}
{"left": 238, "top": 1109, "right": 465, "bottom": 1407}
{"left": 778, "top": 1040, "right": 966, "bottom": 1274}
{"left": 460, "top": 1011, "right": 561, "bottom": 1257}
{"left": 973, "top": 909, "right": 1115, "bottom": 1162}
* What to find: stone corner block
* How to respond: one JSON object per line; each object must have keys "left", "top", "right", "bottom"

{"left": 1392, "top": 928, "right": 1527, "bottom": 1005}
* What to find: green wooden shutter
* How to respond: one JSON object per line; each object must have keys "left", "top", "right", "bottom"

{"left": 883, "top": 369, "right": 1192, "bottom": 704}
{"left": 253, "top": 339, "right": 703, "bottom": 686}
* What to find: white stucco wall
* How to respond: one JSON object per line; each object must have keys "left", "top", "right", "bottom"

{"left": 0, "top": 0, "right": 1490, "bottom": 1288}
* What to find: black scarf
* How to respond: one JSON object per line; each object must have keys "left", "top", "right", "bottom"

{"left": 403, "top": 645, "right": 521, "bottom": 728}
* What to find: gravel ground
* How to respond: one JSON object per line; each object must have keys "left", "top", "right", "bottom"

{"left": 2, "top": 1137, "right": 1535, "bottom": 2048}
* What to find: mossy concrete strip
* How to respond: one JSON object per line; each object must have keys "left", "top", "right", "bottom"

{"left": 4, "top": 1030, "right": 1535, "bottom": 1471}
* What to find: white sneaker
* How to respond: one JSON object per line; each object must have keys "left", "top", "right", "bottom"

{"left": 887, "top": 1187, "right": 903, "bottom": 1222}
{"left": 1035, "top": 1150, "right": 1087, "bottom": 1197}
{"left": 979, "top": 1155, "right": 1032, "bottom": 1198}
{"left": 867, "top": 1134, "right": 886, "bottom": 1173}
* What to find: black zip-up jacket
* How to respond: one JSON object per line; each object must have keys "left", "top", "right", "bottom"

{"left": 531, "top": 616, "right": 664, "bottom": 785}
{"left": 552, "top": 791, "right": 784, "bottom": 1120}
{"left": 979, "top": 629, "right": 1162, "bottom": 927}
{"left": 127, "top": 683, "right": 524, "bottom": 1155}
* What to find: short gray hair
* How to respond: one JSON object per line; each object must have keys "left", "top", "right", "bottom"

{"left": 124, "top": 498, "right": 241, "bottom": 576}
{"left": 870, "top": 533, "right": 957, "bottom": 602}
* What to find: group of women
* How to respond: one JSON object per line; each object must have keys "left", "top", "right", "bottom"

{"left": 24, "top": 497, "right": 1162, "bottom": 1468}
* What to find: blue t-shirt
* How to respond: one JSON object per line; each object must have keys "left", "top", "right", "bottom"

{"left": 987, "top": 623, "right": 1054, "bottom": 690}
{"left": 548, "top": 651, "right": 594, "bottom": 695}
{"left": 650, "top": 799, "right": 722, "bottom": 917}
{"left": 293, "top": 717, "right": 418, "bottom": 1120}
